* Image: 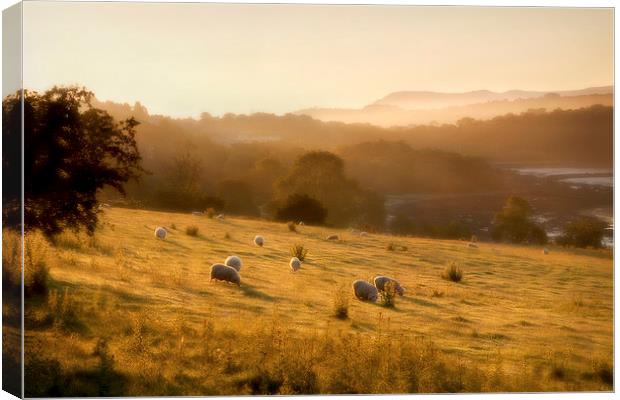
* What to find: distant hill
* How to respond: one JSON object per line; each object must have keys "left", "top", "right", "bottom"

{"left": 295, "top": 87, "right": 613, "bottom": 127}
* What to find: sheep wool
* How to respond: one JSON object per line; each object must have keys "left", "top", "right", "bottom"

{"left": 225, "top": 255, "right": 243, "bottom": 271}
{"left": 154, "top": 226, "right": 167, "bottom": 239}
{"left": 352, "top": 279, "right": 378, "bottom": 302}
{"left": 373, "top": 276, "right": 405, "bottom": 296}
{"left": 210, "top": 263, "right": 241, "bottom": 286}
{"left": 290, "top": 257, "right": 301, "bottom": 271}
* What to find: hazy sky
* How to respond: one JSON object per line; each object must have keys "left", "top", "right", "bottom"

{"left": 22, "top": 3, "right": 613, "bottom": 117}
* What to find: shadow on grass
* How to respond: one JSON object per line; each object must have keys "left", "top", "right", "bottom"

{"left": 240, "top": 284, "right": 277, "bottom": 302}
{"left": 400, "top": 296, "right": 442, "bottom": 308}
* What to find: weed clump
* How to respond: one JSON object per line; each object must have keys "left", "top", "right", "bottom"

{"left": 442, "top": 262, "right": 463, "bottom": 283}
{"left": 287, "top": 221, "right": 297, "bottom": 232}
{"left": 333, "top": 285, "right": 349, "bottom": 320}
{"left": 379, "top": 281, "right": 397, "bottom": 308}
{"left": 185, "top": 226, "right": 199, "bottom": 237}
{"left": 290, "top": 244, "right": 308, "bottom": 262}
{"left": 206, "top": 208, "right": 216, "bottom": 219}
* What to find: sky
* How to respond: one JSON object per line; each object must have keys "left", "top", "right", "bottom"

{"left": 21, "top": 3, "right": 613, "bottom": 117}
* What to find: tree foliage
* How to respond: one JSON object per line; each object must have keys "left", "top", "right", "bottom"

{"left": 275, "top": 194, "right": 327, "bottom": 225}
{"left": 492, "top": 196, "right": 547, "bottom": 245}
{"left": 557, "top": 216, "right": 607, "bottom": 248}
{"left": 3, "top": 86, "right": 143, "bottom": 236}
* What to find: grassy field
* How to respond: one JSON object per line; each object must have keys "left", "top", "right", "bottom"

{"left": 7, "top": 207, "right": 614, "bottom": 395}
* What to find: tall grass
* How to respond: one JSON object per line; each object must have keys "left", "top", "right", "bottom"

{"left": 332, "top": 285, "right": 349, "bottom": 320}
{"left": 442, "top": 262, "right": 464, "bottom": 283}
{"left": 290, "top": 244, "right": 308, "bottom": 262}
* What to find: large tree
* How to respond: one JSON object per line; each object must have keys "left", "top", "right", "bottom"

{"left": 492, "top": 196, "right": 547, "bottom": 244}
{"left": 3, "top": 86, "right": 143, "bottom": 236}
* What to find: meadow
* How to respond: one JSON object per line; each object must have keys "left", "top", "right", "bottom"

{"left": 7, "top": 207, "right": 613, "bottom": 396}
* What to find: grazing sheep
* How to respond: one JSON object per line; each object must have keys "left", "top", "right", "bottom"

{"left": 327, "top": 234, "right": 339, "bottom": 241}
{"left": 373, "top": 276, "right": 405, "bottom": 296}
{"left": 468, "top": 242, "right": 478, "bottom": 248}
{"left": 154, "top": 226, "right": 167, "bottom": 239}
{"left": 543, "top": 248, "right": 549, "bottom": 255}
{"left": 216, "top": 214, "right": 225, "bottom": 220}
{"left": 191, "top": 211, "right": 204, "bottom": 216}
{"left": 225, "top": 255, "right": 243, "bottom": 271}
{"left": 210, "top": 263, "right": 241, "bottom": 286}
{"left": 254, "top": 235, "right": 264, "bottom": 247}
{"left": 298, "top": 221, "right": 304, "bottom": 226}
{"left": 290, "top": 257, "right": 301, "bottom": 271}
{"left": 352, "top": 280, "right": 378, "bottom": 302}
{"left": 359, "top": 231, "right": 368, "bottom": 237}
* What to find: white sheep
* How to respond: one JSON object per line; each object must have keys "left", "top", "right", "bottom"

{"left": 373, "top": 276, "right": 405, "bottom": 296}
{"left": 468, "top": 242, "right": 478, "bottom": 248}
{"left": 352, "top": 279, "right": 378, "bottom": 302}
{"left": 254, "top": 235, "right": 264, "bottom": 247}
{"left": 326, "top": 234, "right": 339, "bottom": 241}
{"left": 298, "top": 221, "right": 305, "bottom": 226}
{"left": 359, "top": 231, "right": 368, "bottom": 237}
{"left": 216, "top": 214, "right": 225, "bottom": 220}
{"left": 210, "top": 263, "right": 241, "bottom": 286}
{"left": 543, "top": 248, "right": 549, "bottom": 255}
{"left": 290, "top": 257, "right": 301, "bottom": 271}
{"left": 154, "top": 226, "right": 167, "bottom": 239}
{"left": 225, "top": 255, "right": 243, "bottom": 271}
{"left": 191, "top": 211, "right": 204, "bottom": 216}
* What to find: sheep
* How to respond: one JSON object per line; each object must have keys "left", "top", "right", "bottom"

{"left": 191, "top": 211, "right": 204, "bottom": 216}
{"left": 352, "top": 279, "right": 378, "bottom": 302}
{"left": 468, "top": 242, "right": 478, "bottom": 248}
{"left": 290, "top": 257, "right": 301, "bottom": 271}
{"left": 326, "top": 234, "right": 339, "bottom": 241}
{"left": 373, "top": 276, "right": 405, "bottom": 296}
{"left": 359, "top": 231, "right": 368, "bottom": 237}
{"left": 210, "top": 263, "right": 241, "bottom": 286}
{"left": 225, "top": 255, "right": 243, "bottom": 271}
{"left": 154, "top": 226, "right": 167, "bottom": 239}
{"left": 216, "top": 214, "right": 225, "bottom": 220}
{"left": 254, "top": 235, "right": 264, "bottom": 247}
{"left": 543, "top": 248, "right": 549, "bottom": 255}
{"left": 298, "top": 221, "right": 304, "bottom": 226}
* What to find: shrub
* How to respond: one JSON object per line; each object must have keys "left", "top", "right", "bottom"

{"left": 25, "top": 234, "right": 50, "bottom": 297}
{"left": 386, "top": 242, "right": 395, "bottom": 251}
{"left": 205, "top": 208, "right": 216, "bottom": 219}
{"left": 290, "top": 244, "right": 308, "bottom": 262}
{"left": 185, "top": 226, "right": 199, "bottom": 237}
{"left": 442, "top": 262, "right": 463, "bottom": 283}
{"left": 275, "top": 194, "right": 327, "bottom": 225}
{"left": 557, "top": 216, "right": 607, "bottom": 248}
{"left": 286, "top": 221, "right": 297, "bottom": 232}
{"left": 224, "top": 232, "right": 231, "bottom": 240}
{"left": 333, "top": 285, "right": 349, "bottom": 320}
{"left": 170, "top": 223, "right": 177, "bottom": 230}
{"left": 492, "top": 196, "right": 547, "bottom": 245}
{"left": 379, "top": 281, "right": 397, "bottom": 308}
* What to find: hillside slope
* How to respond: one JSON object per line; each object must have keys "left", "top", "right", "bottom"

{"left": 20, "top": 208, "right": 613, "bottom": 395}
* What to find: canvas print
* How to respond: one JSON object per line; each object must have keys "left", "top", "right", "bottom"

{"left": 2, "top": 2, "right": 614, "bottom": 397}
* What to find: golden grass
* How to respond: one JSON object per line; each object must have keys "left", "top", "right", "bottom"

{"left": 18, "top": 207, "right": 613, "bottom": 395}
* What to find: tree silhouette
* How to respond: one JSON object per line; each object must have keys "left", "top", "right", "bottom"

{"left": 3, "top": 86, "right": 143, "bottom": 236}
{"left": 492, "top": 196, "right": 547, "bottom": 244}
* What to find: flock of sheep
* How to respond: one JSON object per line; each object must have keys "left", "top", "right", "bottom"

{"left": 152, "top": 224, "right": 405, "bottom": 303}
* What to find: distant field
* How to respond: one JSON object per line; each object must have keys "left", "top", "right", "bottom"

{"left": 16, "top": 207, "right": 613, "bottom": 395}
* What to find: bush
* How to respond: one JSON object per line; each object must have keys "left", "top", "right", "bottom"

{"left": 290, "top": 244, "right": 308, "bottom": 262}
{"left": 557, "top": 216, "right": 607, "bottom": 248}
{"left": 492, "top": 196, "right": 547, "bottom": 245}
{"left": 275, "top": 194, "right": 327, "bottom": 225}
{"left": 332, "top": 285, "right": 349, "bottom": 320}
{"left": 286, "top": 221, "right": 297, "bottom": 232}
{"left": 205, "top": 208, "right": 216, "bottom": 219}
{"left": 442, "top": 262, "right": 463, "bottom": 283}
{"left": 185, "top": 226, "right": 199, "bottom": 236}
{"left": 379, "top": 281, "right": 397, "bottom": 308}
{"left": 25, "top": 234, "right": 51, "bottom": 297}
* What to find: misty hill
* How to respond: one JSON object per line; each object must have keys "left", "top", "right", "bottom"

{"left": 95, "top": 98, "right": 612, "bottom": 169}
{"left": 374, "top": 86, "right": 612, "bottom": 109}
{"left": 296, "top": 92, "right": 612, "bottom": 127}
